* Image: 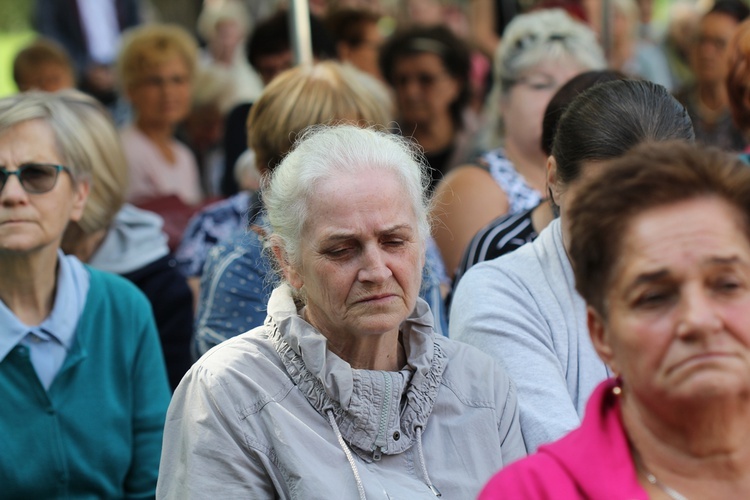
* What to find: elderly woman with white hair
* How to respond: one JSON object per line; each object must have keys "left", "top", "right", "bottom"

{"left": 189, "top": 61, "right": 450, "bottom": 357}
{"left": 0, "top": 91, "right": 170, "bottom": 496}
{"left": 157, "top": 125, "right": 526, "bottom": 498}
{"left": 432, "top": 8, "right": 606, "bottom": 279}
{"left": 195, "top": 0, "right": 263, "bottom": 108}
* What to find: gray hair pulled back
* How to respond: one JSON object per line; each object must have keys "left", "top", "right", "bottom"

{"left": 264, "top": 124, "right": 431, "bottom": 268}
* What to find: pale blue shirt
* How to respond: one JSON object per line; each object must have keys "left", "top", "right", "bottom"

{"left": 0, "top": 251, "right": 90, "bottom": 390}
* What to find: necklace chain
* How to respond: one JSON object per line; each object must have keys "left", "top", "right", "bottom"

{"left": 645, "top": 472, "right": 689, "bottom": 500}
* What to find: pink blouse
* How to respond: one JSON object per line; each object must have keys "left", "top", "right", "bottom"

{"left": 120, "top": 125, "right": 203, "bottom": 206}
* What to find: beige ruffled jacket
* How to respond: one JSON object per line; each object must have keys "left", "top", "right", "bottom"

{"left": 157, "top": 284, "right": 525, "bottom": 499}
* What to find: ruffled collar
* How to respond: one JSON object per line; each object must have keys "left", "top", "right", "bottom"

{"left": 266, "top": 284, "right": 447, "bottom": 460}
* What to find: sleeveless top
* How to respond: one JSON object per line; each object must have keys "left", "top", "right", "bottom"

{"left": 478, "top": 148, "right": 542, "bottom": 214}
{"left": 453, "top": 207, "right": 538, "bottom": 291}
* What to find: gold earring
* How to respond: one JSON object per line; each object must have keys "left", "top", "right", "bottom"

{"left": 612, "top": 375, "right": 623, "bottom": 396}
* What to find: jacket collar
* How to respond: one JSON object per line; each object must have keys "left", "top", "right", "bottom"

{"left": 539, "top": 379, "right": 648, "bottom": 499}
{"left": 266, "top": 284, "right": 447, "bottom": 459}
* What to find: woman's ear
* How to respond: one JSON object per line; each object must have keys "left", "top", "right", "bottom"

{"left": 272, "top": 245, "right": 303, "bottom": 290}
{"left": 546, "top": 155, "right": 562, "bottom": 206}
{"left": 587, "top": 305, "right": 619, "bottom": 375}
{"left": 69, "top": 179, "right": 90, "bottom": 223}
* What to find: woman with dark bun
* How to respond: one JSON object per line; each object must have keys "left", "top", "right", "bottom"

{"left": 451, "top": 79, "right": 694, "bottom": 452}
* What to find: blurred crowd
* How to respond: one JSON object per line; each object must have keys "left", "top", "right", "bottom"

{"left": 5, "top": 0, "right": 750, "bottom": 497}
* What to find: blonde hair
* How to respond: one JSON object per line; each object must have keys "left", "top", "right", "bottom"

{"left": 247, "top": 61, "right": 394, "bottom": 172}
{"left": 0, "top": 90, "right": 128, "bottom": 234}
{"left": 117, "top": 23, "right": 198, "bottom": 89}
{"left": 192, "top": 68, "right": 233, "bottom": 107}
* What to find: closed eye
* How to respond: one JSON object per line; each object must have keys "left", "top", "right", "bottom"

{"left": 527, "top": 82, "right": 556, "bottom": 91}
{"left": 324, "top": 246, "right": 355, "bottom": 259}
{"left": 633, "top": 288, "right": 674, "bottom": 309}
{"left": 383, "top": 239, "right": 405, "bottom": 247}
{"left": 712, "top": 277, "right": 743, "bottom": 294}
{"left": 717, "top": 280, "right": 740, "bottom": 290}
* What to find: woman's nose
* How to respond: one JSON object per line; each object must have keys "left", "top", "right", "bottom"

{"left": 358, "top": 247, "right": 392, "bottom": 284}
{"left": 0, "top": 174, "right": 29, "bottom": 205}
{"left": 397, "top": 76, "right": 423, "bottom": 99}
{"left": 676, "top": 287, "right": 722, "bottom": 339}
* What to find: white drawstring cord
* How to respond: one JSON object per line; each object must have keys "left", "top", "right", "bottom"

{"left": 416, "top": 427, "right": 441, "bottom": 497}
{"left": 326, "top": 411, "right": 441, "bottom": 498}
{"left": 327, "top": 409, "right": 367, "bottom": 500}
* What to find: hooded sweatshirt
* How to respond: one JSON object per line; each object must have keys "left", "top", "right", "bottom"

{"left": 157, "top": 284, "right": 526, "bottom": 499}
{"left": 89, "top": 204, "right": 170, "bottom": 274}
{"left": 451, "top": 219, "right": 611, "bottom": 452}
{"left": 479, "top": 378, "right": 648, "bottom": 500}
{"left": 89, "top": 204, "right": 193, "bottom": 390}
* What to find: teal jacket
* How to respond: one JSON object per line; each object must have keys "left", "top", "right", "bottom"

{"left": 0, "top": 267, "right": 171, "bottom": 499}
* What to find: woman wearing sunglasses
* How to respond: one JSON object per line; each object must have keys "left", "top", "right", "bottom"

{"left": 0, "top": 91, "right": 170, "bottom": 498}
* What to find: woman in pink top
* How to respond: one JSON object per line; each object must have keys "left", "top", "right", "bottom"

{"left": 117, "top": 24, "right": 203, "bottom": 206}
{"left": 481, "top": 142, "right": 750, "bottom": 499}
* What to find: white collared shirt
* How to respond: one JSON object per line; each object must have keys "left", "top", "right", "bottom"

{"left": 77, "top": 0, "right": 121, "bottom": 64}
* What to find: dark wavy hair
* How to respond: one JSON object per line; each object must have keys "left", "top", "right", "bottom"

{"left": 379, "top": 25, "right": 471, "bottom": 128}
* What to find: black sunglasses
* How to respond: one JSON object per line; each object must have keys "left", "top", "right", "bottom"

{"left": 0, "top": 163, "right": 73, "bottom": 194}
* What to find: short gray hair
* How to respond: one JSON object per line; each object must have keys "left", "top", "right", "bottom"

{"left": 496, "top": 9, "right": 605, "bottom": 92}
{"left": 264, "top": 124, "right": 431, "bottom": 269}
{"left": 483, "top": 8, "right": 606, "bottom": 147}
{"left": 0, "top": 91, "right": 87, "bottom": 181}
{"left": 0, "top": 90, "right": 128, "bottom": 234}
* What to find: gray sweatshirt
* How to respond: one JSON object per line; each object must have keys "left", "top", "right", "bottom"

{"left": 89, "top": 204, "right": 169, "bottom": 274}
{"left": 450, "top": 218, "right": 611, "bottom": 452}
{"left": 157, "top": 285, "right": 526, "bottom": 499}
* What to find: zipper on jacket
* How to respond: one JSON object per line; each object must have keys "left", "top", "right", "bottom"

{"left": 371, "top": 371, "right": 392, "bottom": 461}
